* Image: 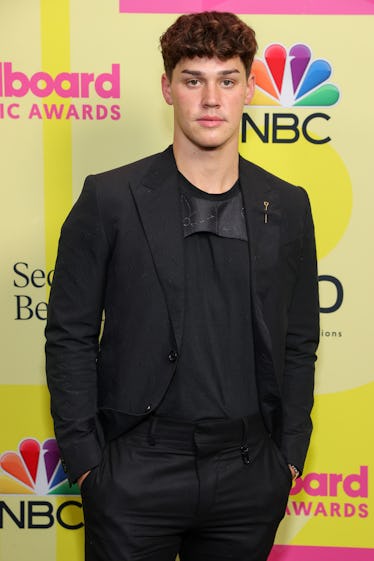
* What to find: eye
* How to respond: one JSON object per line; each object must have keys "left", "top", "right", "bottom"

{"left": 222, "top": 79, "right": 235, "bottom": 87}
{"left": 186, "top": 78, "right": 201, "bottom": 87}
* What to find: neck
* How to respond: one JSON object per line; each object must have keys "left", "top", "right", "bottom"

{"left": 172, "top": 140, "right": 239, "bottom": 194}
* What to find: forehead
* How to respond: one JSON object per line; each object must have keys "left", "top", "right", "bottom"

{"left": 173, "top": 56, "right": 246, "bottom": 76}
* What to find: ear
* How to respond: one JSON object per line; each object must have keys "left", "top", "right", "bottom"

{"left": 161, "top": 73, "right": 173, "bottom": 105}
{"left": 244, "top": 73, "right": 256, "bottom": 105}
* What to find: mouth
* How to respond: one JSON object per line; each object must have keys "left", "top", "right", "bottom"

{"left": 197, "top": 116, "right": 225, "bottom": 127}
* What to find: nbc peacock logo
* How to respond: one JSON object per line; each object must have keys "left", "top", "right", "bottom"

{"left": 0, "top": 438, "right": 78, "bottom": 495}
{"left": 251, "top": 43, "right": 340, "bottom": 107}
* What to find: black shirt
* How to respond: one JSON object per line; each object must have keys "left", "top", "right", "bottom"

{"left": 157, "top": 174, "right": 259, "bottom": 421}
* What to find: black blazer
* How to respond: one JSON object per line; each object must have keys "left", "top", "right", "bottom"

{"left": 45, "top": 146, "right": 319, "bottom": 483}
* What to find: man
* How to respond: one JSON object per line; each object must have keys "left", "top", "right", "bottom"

{"left": 46, "top": 11, "right": 319, "bottom": 561}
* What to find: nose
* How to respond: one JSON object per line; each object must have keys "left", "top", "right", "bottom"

{"left": 202, "top": 82, "right": 221, "bottom": 108}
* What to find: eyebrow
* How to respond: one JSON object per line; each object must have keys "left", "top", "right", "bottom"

{"left": 181, "top": 69, "right": 240, "bottom": 77}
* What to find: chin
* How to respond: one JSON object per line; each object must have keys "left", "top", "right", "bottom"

{"left": 199, "top": 144, "right": 222, "bottom": 151}
{"left": 193, "top": 137, "right": 227, "bottom": 150}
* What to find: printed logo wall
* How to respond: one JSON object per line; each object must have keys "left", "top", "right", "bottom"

{"left": 1, "top": 1, "right": 373, "bottom": 560}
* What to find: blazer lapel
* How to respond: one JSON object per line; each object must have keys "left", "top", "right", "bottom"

{"left": 240, "top": 157, "right": 282, "bottom": 410}
{"left": 240, "top": 157, "right": 281, "bottom": 301}
{"left": 130, "top": 147, "right": 185, "bottom": 350}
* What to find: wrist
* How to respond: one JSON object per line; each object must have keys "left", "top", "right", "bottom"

{"left": 77, "top": 470, "right": 91, "bottom": 488}
{"left": 288, "top": 464, "right": 300, "bottom": 481}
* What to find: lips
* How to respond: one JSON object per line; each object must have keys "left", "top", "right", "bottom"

{"left": 197, "top": 116, "right": 225, "bottom": 127}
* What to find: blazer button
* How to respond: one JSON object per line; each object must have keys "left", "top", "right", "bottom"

{"left": 168, "top": 350, "right": 178, "bottom": 362}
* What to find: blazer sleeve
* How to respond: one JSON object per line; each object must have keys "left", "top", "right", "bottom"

{"left": 281, "top": 189, "right": 319, "bottom": 473}
{"left": 45, "top": 175, "right": 109, "bottom": 483}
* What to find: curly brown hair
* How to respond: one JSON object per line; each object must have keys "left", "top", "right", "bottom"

{"left": 160, "top": 11, "right": 257, "bottom": 79}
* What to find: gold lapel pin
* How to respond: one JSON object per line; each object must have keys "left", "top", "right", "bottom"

{"left": 263, "top": 201, "right": 270, "bottom": 224}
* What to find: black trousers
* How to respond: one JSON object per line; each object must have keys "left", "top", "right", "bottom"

{"left": 81, "top": 415, "right": 292, "bottom": 561}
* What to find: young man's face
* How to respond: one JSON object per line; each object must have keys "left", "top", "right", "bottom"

{"left": 161, "top": 56, "right": 255, "bottom": 152}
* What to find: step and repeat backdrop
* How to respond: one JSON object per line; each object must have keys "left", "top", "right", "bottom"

{"left": 1, "top": 1, "right": 373, "bottom": 560}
